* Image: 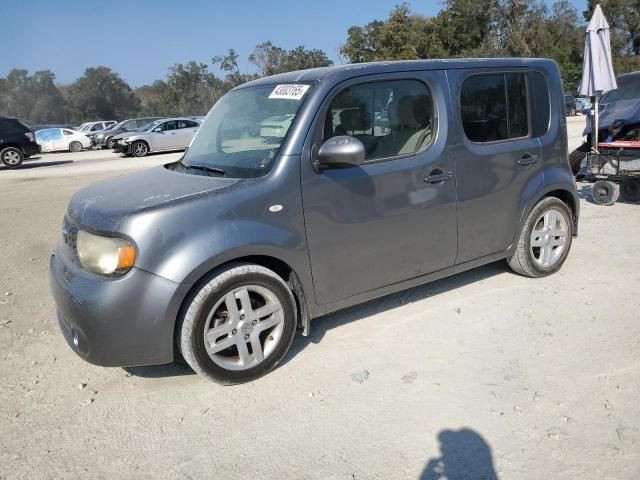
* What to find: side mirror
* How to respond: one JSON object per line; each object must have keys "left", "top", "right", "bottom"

{"left": 316, "top": 136, "right": 365, "bottom": 169}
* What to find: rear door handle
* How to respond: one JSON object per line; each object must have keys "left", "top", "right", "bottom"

{"left": 424, "top": 170, "right": 454, "bottom": 184}
{"left": 518, "top": 153, "right": 539, "bottom": 165}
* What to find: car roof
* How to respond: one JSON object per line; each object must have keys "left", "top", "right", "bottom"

{"left": 236, "top": 58, "right": 558, "bottom": 90}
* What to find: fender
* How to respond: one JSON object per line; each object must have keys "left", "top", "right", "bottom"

{"left": 509, "top": 165, "right": 579, "bottom": 254}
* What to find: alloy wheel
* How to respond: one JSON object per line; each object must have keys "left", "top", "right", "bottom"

{"left": 203, "top": 285, "right": 284, "bottom": 371}
{"left": 529, "top": 208, "right": 569, "bottom": 268}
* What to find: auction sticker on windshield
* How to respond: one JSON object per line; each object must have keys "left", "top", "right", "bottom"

{"left": 268, "top": 84, "right": 310, "bottom": 100}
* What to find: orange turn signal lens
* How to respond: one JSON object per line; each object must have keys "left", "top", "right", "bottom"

{"left": 117, "top": 244, "right": 136, "bottom": 270}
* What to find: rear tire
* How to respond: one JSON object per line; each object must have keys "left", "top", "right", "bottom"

{"left": 591, "top": 180, "right": 620, "bottom": 205}
{"left": 106, "top": 137, "right": 115, "bottom": 149}
{"left": 1, "top": 147, "right": 23, "bottom": 169}
{"left": 177, "top": 263, "right": 297, "bottom": 385}
{"left": 620, "top": 178, "right": 640, "bottom": 202}
{"left": 507, "top": 197, "right": 573, "bottom": 278}
{"left": 69, "top": 141, "right": 82, "bottom": 152}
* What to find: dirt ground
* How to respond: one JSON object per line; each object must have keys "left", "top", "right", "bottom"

{"left": 1, "top": 117, "right": 639, "bottom": 479}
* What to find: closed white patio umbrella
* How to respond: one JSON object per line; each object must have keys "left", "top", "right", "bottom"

{"left": 578, "top": 4, "right": 617, "bottom": 152}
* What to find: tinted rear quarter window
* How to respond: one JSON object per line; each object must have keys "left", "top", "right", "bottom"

{"left": 460, "top": 73, "right": 530, "bottom": 142}
{"left": 529, "top": 71, "right": 551, "bottom": 137}
{"left": 0, "top": 118, "right": 27, "bottom": 133}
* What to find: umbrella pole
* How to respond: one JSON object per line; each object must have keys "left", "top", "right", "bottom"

{"left": 593, "top": 95, "right": 599, "bottom": 152}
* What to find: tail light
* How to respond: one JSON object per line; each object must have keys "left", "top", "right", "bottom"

{"left": 25, "top": 132, "right": 35, "bottom": 142}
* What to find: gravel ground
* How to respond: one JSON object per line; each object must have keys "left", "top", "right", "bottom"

{"left": 0, "top": 118, "right": 639, "bottom": 479}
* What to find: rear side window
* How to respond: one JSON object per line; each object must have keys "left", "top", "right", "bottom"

{"left": 324, "top": 79, "right": 435, "bottom": 162}
{"left": 460, "top": 73, "right": 529, "bottom": 142}
{"left": 529, "top": 71, "right": 551, "bottom": 137}
{"left": 0, "top": 118, "right": 27, "bottom": 133}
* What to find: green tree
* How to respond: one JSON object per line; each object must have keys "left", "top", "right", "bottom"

{"left": 66, "top": 67, "right": 140, "bottom": 123}
{"left": 0, "top": 69, "right": 68, "bottom": 123}
{"left": 249, "top": 42, "right": 333, "bottom": 75}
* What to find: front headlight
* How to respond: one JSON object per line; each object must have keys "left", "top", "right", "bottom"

{"left": 76, "top": 230, "right": 136, "bottom": 275}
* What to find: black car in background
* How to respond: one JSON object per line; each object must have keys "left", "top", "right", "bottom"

{"left": 565, "top": 94, "right": 577, "bottom": 116}
{"left": 0, "top": 116, "right": 41, "bottom": 169}
{"left": 92, "top": 117, "right": 164, "bottom": 149}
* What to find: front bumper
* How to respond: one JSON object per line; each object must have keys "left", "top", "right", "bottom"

{"left": 49, "top": 248, "right": 189, "bottom": 367}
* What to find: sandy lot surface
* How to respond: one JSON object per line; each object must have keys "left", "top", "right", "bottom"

{"left": 1, "top": 118, "right": 639, "bottom": 479}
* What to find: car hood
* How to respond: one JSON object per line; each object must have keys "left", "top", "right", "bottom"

{"left": 68, "top": 165, "right": 240, "bottom": 232}
{"left": 585, "top": 98, "right": 640, "bottom": 133}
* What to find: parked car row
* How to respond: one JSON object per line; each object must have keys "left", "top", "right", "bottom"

{"left": 111, "top": 117, "right": 202, "bottom": 157}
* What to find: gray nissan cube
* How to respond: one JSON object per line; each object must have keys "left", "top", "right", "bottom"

{"left": 50, "top": 59, "right": 579, "bottom": 384}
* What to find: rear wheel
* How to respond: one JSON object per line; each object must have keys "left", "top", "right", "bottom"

{"left": 131, "top": 141, "right": 148, "bottom": 157}
{"left": 69, "top": 141, "right": 82, "bottom": 152}
{"left": 620, "top": 178, "right": 640, "bottom": 202}
{"left": 507, "top": 197, "right": 573, "bottom": 277}
{"left": 177, "top": 263, "right": 297, "bottom": 384}
{"left": 591, "top": 180, "right": 620, "bottom": 205}
{"left": 106, "top": 137, "right": 115, "bottom": 149}
{"left": 1, "top": 147, "right": 23, "bottom": 168}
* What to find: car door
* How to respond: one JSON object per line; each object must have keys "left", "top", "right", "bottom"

{"left": 60, "top": 129, "right": 76, "bottom": 150}
{"left": 301, "top": 72, "right": 458, "bottom": 305}
{"left": 447, "top": 69, "right": 543, "bottom": 263}
{"left": 176, "top": 120, "right": 199, "bottom": 148}
{"left": 50, "top": 129, "right": 68, "bottom": 151}
{"left": 151, "top": 120, "right": 177, "bottom": 150}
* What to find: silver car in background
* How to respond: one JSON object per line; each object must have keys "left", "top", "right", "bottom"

{"left": 115, "top": 117, "right": 201, "bottom": 157}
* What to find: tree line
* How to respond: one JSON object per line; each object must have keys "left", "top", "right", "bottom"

{"left": 1, "top": 0, "right": 638, "bottom": 125}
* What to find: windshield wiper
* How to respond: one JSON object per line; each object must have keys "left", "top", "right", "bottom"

{"left": 178, "top": 160, "right": 225, "bottom": 176}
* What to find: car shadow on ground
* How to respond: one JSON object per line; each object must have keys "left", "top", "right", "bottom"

{"left": 0, "top": 160, "right": 73, "bottom": 171}
{"left": 420, "top": 428, "right": 499, "bottom": 480}
{"left": 126, "top": 262, "right": 507, "bottom": 379}
{"left": 123, "top": 362, "right": 194, "bottom": 378}
{"left": 284, "top": 261, "right": 507, "bottom": 365}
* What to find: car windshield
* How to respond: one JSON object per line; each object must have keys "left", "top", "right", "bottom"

{"left": 181, "top": 83, "right": 311, "bottom": 178}
{"left": 140, "top": 120, "right": 163, "bottom": 132}
{"left": 600, "top": 75, "right": 640, "bottom": 103}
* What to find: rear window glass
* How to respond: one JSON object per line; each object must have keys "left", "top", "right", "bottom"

{"left": 0, "top": 118, "right": 28, "bottom": 133}
{"left": 460, "top": 73, "right": 530, "bottom": 142}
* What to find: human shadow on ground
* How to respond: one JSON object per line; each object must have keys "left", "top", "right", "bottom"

{"left": 0, "top": 160, "right": 73, "bottom": 171}
{"left": 421, "top": 428, "right": 499, "bottom": 480}
{"left": 284, "top": 262, "right": 506, "bottom": 365}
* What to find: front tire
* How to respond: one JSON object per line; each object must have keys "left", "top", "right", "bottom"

{"left": 507, "top": 197, "right": 573, "bottom": 277}
{"left": 131, "top": 141, "right": 148, "bottom": 157}
{"left": 1, "top": 147, "right": 24, "bottom": 169}
{"left": 177, "top": 263, "right": 297, "bottom": 385}
{"left": 106, "top": 137, "right": 115, "bottom": 149}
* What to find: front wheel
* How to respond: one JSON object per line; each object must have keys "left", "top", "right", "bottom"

{"left": 131, "top": 141, "right": 148, "bottom": 157}
{"left": 177, "top": 263, "right": 297, "bottom": 384}
{"left": 1, "top": 147, "right": 24, "bottom": 168}
{"left": 106, "top": 137, "right": 115, "bottom": 149}
{"left": 507, "top": 197, "right": 573, "bottom": 277}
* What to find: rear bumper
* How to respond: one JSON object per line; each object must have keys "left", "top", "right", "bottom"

{"left": 22, "top": 142, "right": 41, "bottom": 157}
{"left": 49, "top": 250, "right": 190, "bottom": 367}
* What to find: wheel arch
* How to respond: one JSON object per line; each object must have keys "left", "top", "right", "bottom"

{"left": 173, "top": 254, "right": 312, "bottom": 360}
{"left": 510, "top": 184, "right": 579, "bottom": 255}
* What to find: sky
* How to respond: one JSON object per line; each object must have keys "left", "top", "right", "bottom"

{"left": 0, "top": 0, "right": 587, "bottom": 87}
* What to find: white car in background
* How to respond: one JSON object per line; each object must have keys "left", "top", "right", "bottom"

{"left": 116, "top": 118, "right": 201, "bottom": 157}
{"left": 75, "top": 121, "right": 117, "bottom": 133}
{"left": 36, "top": 128, "right": 92, "bottom": 153}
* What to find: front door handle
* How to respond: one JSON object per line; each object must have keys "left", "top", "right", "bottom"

{"left": 424, "top": 170, "right": 454, "bottom": 184}
{"left": 518, "top": 153, "right": 539, "bottom": 165}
